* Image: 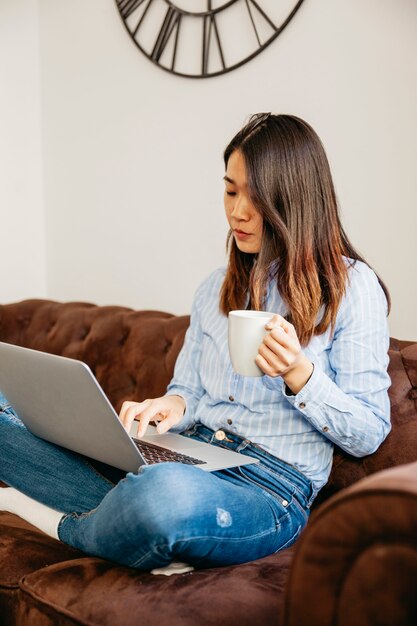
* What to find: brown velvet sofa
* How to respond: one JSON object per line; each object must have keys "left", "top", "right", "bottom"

{"left": 0, "top": 299, "right": 416, "bottom": 626}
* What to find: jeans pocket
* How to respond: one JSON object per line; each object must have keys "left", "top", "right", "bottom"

{"left": 237, "top": 465, "right": 294, "bottom": 509}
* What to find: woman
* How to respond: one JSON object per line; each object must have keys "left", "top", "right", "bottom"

{"left": 0, "top": 113, "right": 391, "bottom": 571}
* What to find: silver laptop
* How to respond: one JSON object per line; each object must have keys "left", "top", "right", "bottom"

{"left": 0, "top": 342, "right": 257, "bottom": 473}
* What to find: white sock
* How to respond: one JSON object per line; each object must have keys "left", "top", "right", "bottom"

{"left": 151, "top": 562, "right": 194, "bottom": 576}
{"left": 0, "top": 487, "right": 63, "bottom": 540}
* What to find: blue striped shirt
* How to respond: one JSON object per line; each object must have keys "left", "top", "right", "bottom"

{"left": 166, "top": 260, "right": 391, "bottom": 491}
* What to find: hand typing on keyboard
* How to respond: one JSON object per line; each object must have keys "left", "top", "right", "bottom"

{"left": 118, "top": 395, "right": 186, "bottom": 438}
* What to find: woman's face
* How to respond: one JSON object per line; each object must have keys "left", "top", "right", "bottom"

{"left": 224, "top": 150, "right": 263, "bottom": 254}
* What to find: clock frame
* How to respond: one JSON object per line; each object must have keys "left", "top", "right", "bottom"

{"left": 115, "top": 0, "right": 305, "bottom": 78}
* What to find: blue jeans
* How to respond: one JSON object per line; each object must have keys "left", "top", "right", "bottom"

{"left": 0, "top": 391, "right": 315, "bottom": 570}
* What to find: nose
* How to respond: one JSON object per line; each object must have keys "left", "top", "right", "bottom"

{"left": 230, "top": 193, "right": 251, "bottom": 221}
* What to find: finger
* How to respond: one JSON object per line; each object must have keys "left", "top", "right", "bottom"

{"left": 118, "top": 400, "right": 136, "bottom": 425}
{"left": 137, "top": 411, "right": 170, "bottom": 437}
{"left": 281, "top": 319, "right": 297, "bottom": 338}
{"left": 122, "top": 401, "right": 151, "bottom": 433}
{"left": 156, "top": 410, "right": 178, "bottom": 434}
{"left": 152, "top": 411, "right": 168, "bottom": 423}
{"left": 258, "top": 343, "right": 287, "bottom": 373}
{"left": 124, "top": 402, "right": 150, "bottom": 429}
{"left": 255, "top": 353, "right": 276, "bottom": 377}
{"left": 125, "top": 400, "right": 158, "bottom": 433}
{"left": 265, "top": 314, "right": 285, "bottom": 330}
{"left": 266, "top": 315, "right": 297, "bottom": 339}
{"left": 136, "top": 404, "right": 168, "bottom": 438}
{"left": 264, "top": 327, "right": 297, "bottom": 352}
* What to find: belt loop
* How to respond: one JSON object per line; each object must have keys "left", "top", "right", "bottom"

{"left": 306, "top": 485, "right": 317, "bottom": 508}
{"left": 184, "top": 423, "right": 198, "bottom": 437}
{"left": 236, "top": 439, "right": 251, "bottom": 453}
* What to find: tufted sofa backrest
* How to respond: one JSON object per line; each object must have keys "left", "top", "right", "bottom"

{"left": 0, "top": 299, "right": 416, "bottom": 500}
{"left": 0, "top": 300, "right": 189, "bottom": 413}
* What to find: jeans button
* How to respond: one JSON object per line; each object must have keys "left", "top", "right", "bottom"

{"left": 215, "top": 430, "right": 226, "bottom": 441}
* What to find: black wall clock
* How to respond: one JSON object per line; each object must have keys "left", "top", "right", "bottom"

{"left": 115, "top": 0, "right": 305, "bottom": 78}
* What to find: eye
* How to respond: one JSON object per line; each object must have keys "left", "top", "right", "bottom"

{"left": 225, "top": 191, "right": 236, "bottom": 196}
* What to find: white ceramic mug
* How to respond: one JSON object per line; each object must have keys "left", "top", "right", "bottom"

{"left": 228, "top": 310, "right": 275, "bottom": 377}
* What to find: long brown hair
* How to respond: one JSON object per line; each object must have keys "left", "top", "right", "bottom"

{"left": 220, "top": 113, "right": 390, "bottom": 345}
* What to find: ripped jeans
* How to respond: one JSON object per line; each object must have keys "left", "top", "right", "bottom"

{"left": 0, "top": 392, "right": 315, "bottom": 570}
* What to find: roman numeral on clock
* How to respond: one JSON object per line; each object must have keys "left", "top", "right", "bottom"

{"left": 117, "top": 0, "right": 149, "bottom": 20}
{"left": 202, "top": 11, "right": 226, "bottom": 76}
{"left": 245, "top": 0, "right": 277, "bottom": 46}
{"left": 151, "top": 6, "right": 182, "bottom": 69}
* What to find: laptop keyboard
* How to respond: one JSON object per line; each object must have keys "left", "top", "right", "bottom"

{"left": 133, "top": 439, "right": 207, "bottom": 466}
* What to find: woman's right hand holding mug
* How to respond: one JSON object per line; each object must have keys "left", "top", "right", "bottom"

{"left": 118, "top": 395, "right": 186, "bottom": 438}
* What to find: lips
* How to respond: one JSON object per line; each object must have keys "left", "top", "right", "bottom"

{"left": 233, "top": 229, "right": 252, "bottom": 241}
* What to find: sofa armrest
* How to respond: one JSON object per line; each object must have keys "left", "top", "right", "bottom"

{"left": 283, "top": 462, "right": 417, "bottom": 626}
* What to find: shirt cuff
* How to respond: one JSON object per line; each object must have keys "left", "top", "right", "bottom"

{"left": 282, "top": 363, "right": 332, "bottom": 424}
{"left": 164, "top": 389, "right": 197, "bottom": 432}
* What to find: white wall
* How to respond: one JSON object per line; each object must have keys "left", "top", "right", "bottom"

{"left": 3, "top": 0, "right": 417, "bottom": 339}
{"left": 0, "top": 0, "right": 46, "bottom": 301}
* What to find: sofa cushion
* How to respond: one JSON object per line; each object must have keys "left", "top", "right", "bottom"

{"left": 0, "top": 512, "right": 84, "bottom": 626}
{"left": 17, "top": 550, "right": 295, "bottom": 626}
{"left": 0, "top": 513, "right": 82, "bottom": 589}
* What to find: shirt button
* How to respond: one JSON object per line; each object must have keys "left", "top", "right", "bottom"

{"left": 227, "top": 419, "right": 233, "bottom": 425}
{"left": 215, "top": 430, "right": 226, "bottom": 441}
{"left": 229, "top": 395, "right": 234, "bottom": 402}
{"left": 299, "top": 402, "right": 306, "bottom": 409}
{"left": 322, "top": 426, "right": 329, "bottom": 432}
